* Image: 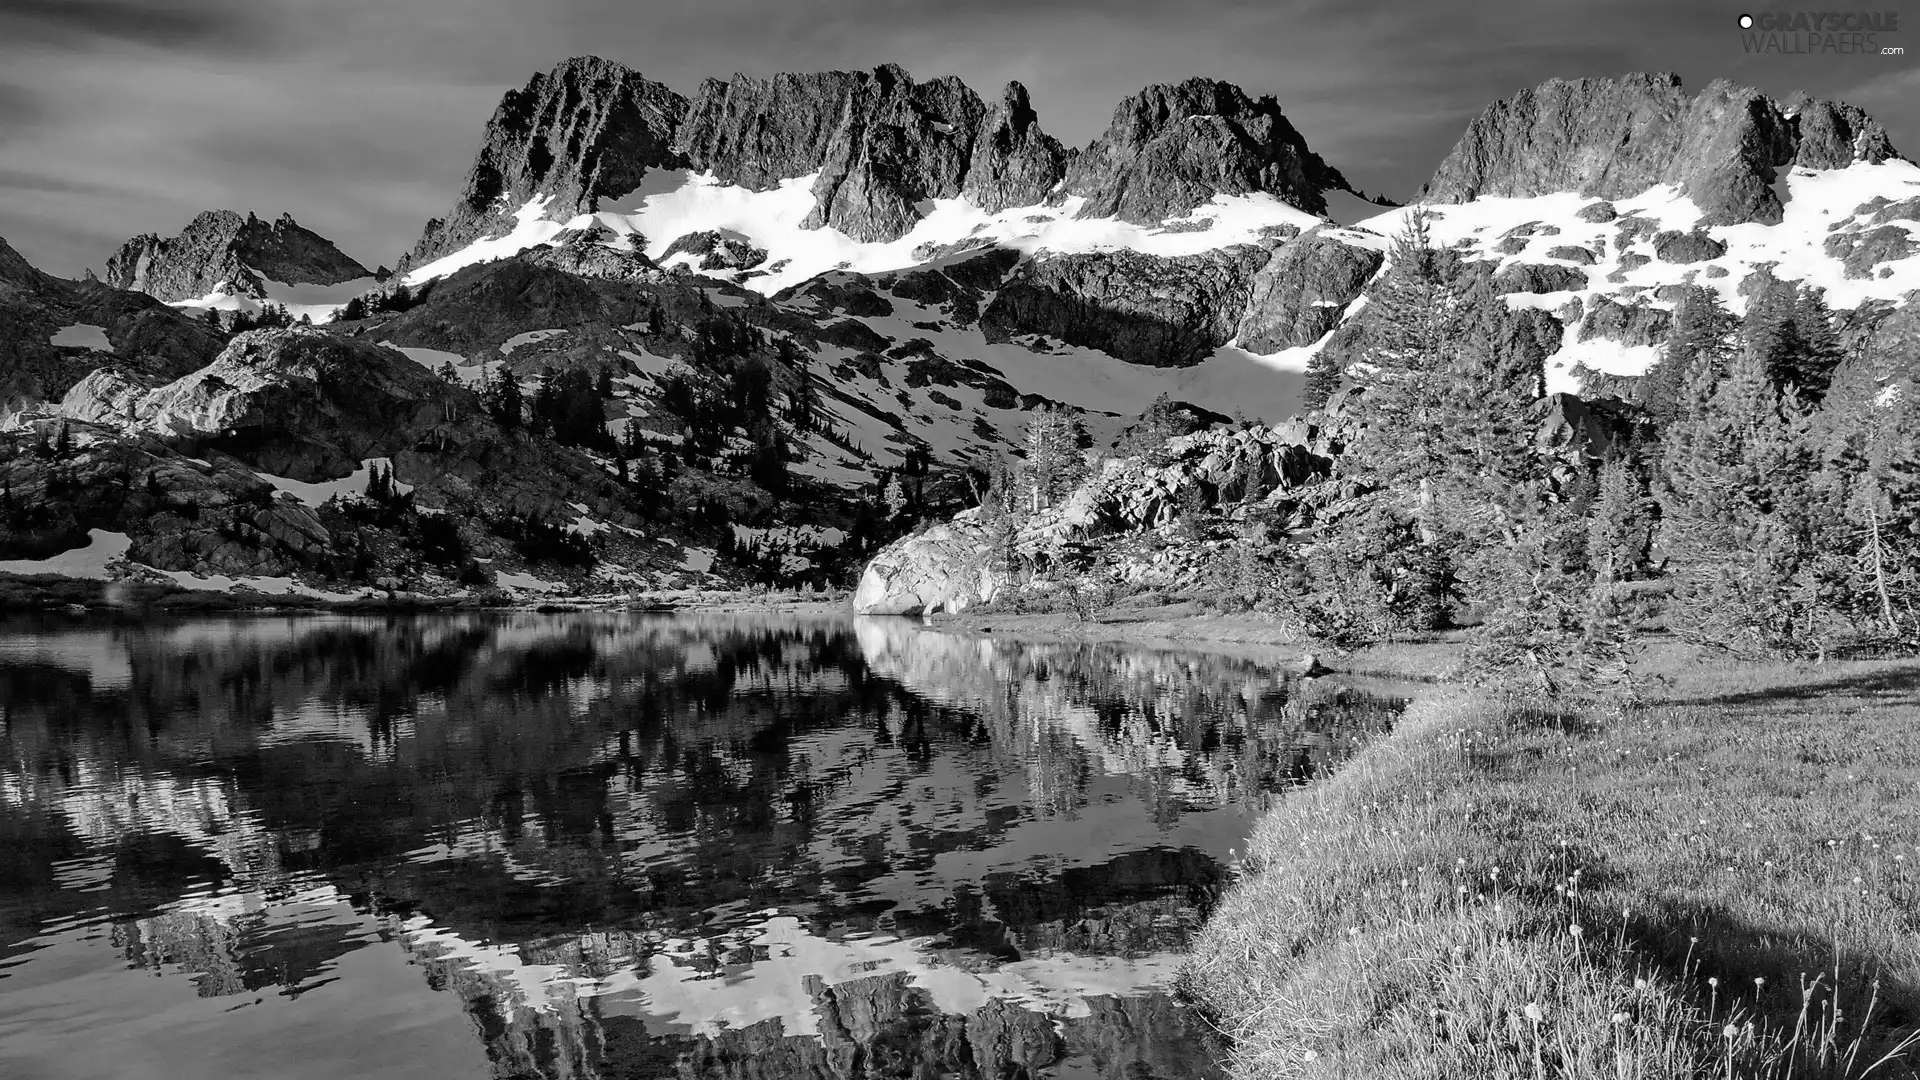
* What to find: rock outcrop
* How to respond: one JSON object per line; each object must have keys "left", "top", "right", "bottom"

{"left": 1420, "top": 73, "right": 1901, "bottom": 226}
{"left": 1234, "top": 230, "right": 1382, "bottom": 351}
{"left": 982, "top": 245, "right": 1273, "bottom": 367}
{"left": 400, "top": 56, "right": 688, "bottom": 274}
{"left": 103, "top": 211, "right": 370, "bottom": 302}
{"left": 853, "top": 424, "right": 1334, "bottom": 614}
{"left": 660, "top": 229, "right": 768, "bottom": 272}
{"left": 1065, "top": 78, "right": 1352, "bottom": 222}
{"left": 962, "top": 82, "right": 1070, "bottom": 213}
{"left": 59, "top": 327, "right": 634, "bottom": 523}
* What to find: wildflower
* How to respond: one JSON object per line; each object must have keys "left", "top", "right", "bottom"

{"left": 1611, "top": 1012, "right": 1630, "bottom": 1025}
{"left": 1723, "top": 1024, "right": 1739, "bottom": 1040}
{"left": 1523, "top": 1002, "right": 1545, "bottom": 1023}
{"left": 1708, "top": 977, "right": 1719, "bottom": 988}
{"left": 1634, "top": 978, "right": 1648, "bottom": 990}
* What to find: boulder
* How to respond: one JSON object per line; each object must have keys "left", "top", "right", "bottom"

{"left": 1545, "top": 244, "right": 1597, "bottom": 265}
{"left": 1493, "top": 262, "right": 1588, "bottom": 295}
{"left": 852, "top": 512, "right": 1000, "bottom": 615}
{"left": 1652, "top": 229, "right": 1727, "bottom": 264}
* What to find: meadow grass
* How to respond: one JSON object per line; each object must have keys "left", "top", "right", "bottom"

{"left": 1183, "top": 654, "right": 1920, "bottom": 1078}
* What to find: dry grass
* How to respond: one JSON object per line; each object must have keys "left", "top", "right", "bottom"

{"left": 1184, "top": 657, "right": 1920, "bottom": 1078}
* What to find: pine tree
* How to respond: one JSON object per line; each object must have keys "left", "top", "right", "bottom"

{"left": 1659, "top": 345, "right": 1829, "bottom": 657}
{"left": 1587, "top": 449, "right": 1655, "bottom": 581}
{"left": 486, "top": 365, "right": 524, "bottom": 430}
{"left": 1022, "top": 406, "right": 1087, "bottom": 512}
{"left": 1639, "top": 285, "right": 1734, "bottom": 425}
{"left": 1301, "top": 348, "right": 1344, "bottom": 412}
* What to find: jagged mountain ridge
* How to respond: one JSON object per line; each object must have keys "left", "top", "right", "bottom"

{"left": 1420, "top": 72, "right": 1898, "bottom": 225}
{"left": 395, "top": 56, "right": 1363, "bottom": 276}
{"left": 103, "top": 210, "right": 374, "bottom": 304}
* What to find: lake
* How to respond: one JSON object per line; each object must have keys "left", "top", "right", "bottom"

{"left": 0, "top": 612, "right": 1406, "bottom": 1080}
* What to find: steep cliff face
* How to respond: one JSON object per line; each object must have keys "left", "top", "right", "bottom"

{"left": 1419, "top": 73, "right": 1901, "bottom": 226}
{"left": 1234, "top": 229, "right": 1384, "bottom": 352}
{"left": 677, "top": 64, "right": 994, "bottom": 243}
{"left": 1064, "top": 78, "right": 1353, "bottom": 223}
{"left": 103, "top": 211, "right": 370, "bottom": 302}
{"left": 982, "top": 244, "right": 1275, "bottom": 367}
{"left": 400, "top": 56, "right": 689, "bottom": 274}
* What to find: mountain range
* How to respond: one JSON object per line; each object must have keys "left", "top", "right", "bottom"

{"left": 1, "top": 59, "right": 1916, "bottom": 600}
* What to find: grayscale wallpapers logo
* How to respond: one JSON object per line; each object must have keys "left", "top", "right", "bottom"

{"left": 1738, "top": 11, "right": 1904, "bottom": 54}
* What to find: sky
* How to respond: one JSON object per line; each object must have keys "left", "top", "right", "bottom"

{"left": 0, "top": 0, "right": 1914, "bottom": 278}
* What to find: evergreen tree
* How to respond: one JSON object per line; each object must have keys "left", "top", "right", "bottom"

{"left": 1022, "top": 406, "right": 1087, "bottom": 512}
{"left": 1639, "top": 285, "right": 1735, "bottom": 425}
{"left": 1587, "top": 449, "right": 1655, "bottom": 581}
{"left": 1301, "top": 348, "right": 1344, "bottom": 412}
{"left": 485, "top": 365, "right": 524, "bottom": 430}
{"left": 1659, "top": 345, "right": 1829, "bottom": 657}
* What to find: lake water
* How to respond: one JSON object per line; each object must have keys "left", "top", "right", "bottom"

{"left": 0, "top": 613, "right": 1406, "bottom": 1080}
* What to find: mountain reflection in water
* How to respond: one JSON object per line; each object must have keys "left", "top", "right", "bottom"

{"left": 0, "top": 613, "right": 1407, "bottom": 1080}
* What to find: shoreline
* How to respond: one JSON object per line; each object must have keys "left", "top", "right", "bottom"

{"left": 922, "top": 604, "right": 1469, "bottom": 681}
{"left": 0, "top": 569, "right": 854, "bottom": 618}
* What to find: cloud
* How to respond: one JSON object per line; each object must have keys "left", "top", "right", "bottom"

{"left": 0, "top": 82, "right": 48, "bottom": 147}
{"left": 0, "top": 0, "right": 270, "bottom": 54}
{"left": 0, "top": 168, "right": 129, "bottom": 198}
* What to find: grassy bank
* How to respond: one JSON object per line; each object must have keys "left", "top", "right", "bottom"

{"left": 1183, "top": 657, "right": 1920, "bottom": 1078}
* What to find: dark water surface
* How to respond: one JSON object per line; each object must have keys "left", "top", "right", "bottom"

{"left": 0, "top": 613, "right": 1406, "bottom": 1080}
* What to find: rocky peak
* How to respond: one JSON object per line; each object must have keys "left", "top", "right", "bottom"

{"left": 962, "top": 81, "right": 1069, "bottom": 213}
{"left": 1064, "top": 77, "right": 1352, "bottom": 222}
{"left": 399, "top": 56, "right": 689, "bottom": 275}
{"left": 103, "top": 209, "right": 371, "bottom": 302}
{"left": 677, "top": 64, "right": 991, "bottom": 242}
{"left": 1419, "top": 72, "right": 1901, "bottom": 226}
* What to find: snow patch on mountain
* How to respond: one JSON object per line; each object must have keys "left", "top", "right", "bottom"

{"left": 255, "top": 458, "right": 412, "bottom": 508}
{"left": 168, "top": 275, "right": 380, "bottom": 324}
{"left": 48, "top": 324, "right": 111, "bottom": 350}
{"left": 1335, "top": 160, "right": 1920, "bottom": 391}
{"left": 0, "top": 529, "right": 132, "bottom": 579}
{"left": 403, "top": 170, "right": 1323, "bottom": 296}
{"left": 401, "top": 195, "right": 567, "bottom": 286}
